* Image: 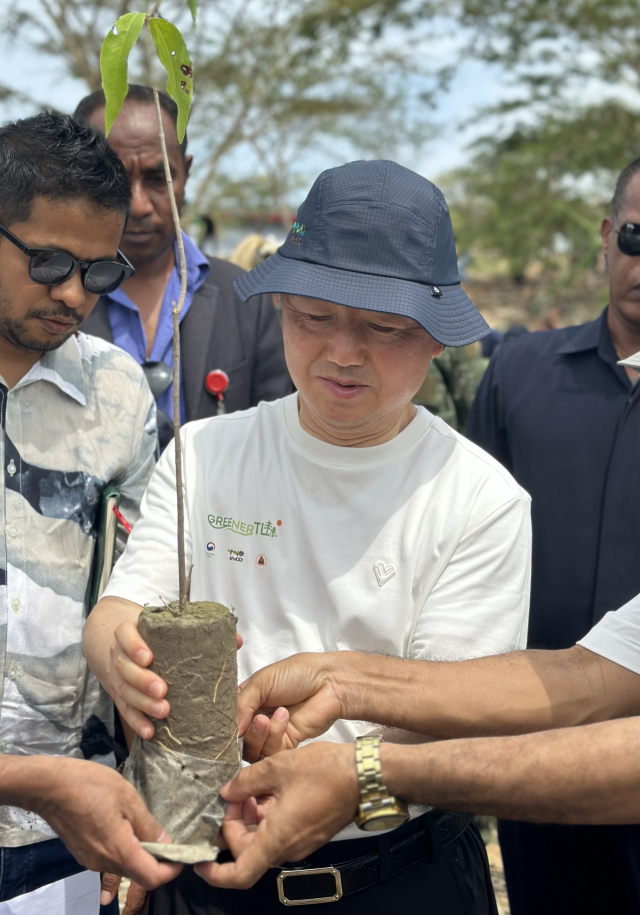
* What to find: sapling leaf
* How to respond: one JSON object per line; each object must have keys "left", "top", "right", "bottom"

{"left": 186, "top": 0, "right": 197, "bottom": 23}
{"left": 148, "top": 18, "right": 194, "bottom": 142}
{"left": 100, "top": 12, "right": 146, "bottom": 136}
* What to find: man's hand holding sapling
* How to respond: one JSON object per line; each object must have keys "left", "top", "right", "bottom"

{"left": 239, "top": 652, "right": 350, "bottom": 761}
{"left": 107, "top": 617, "right": 294, "bottom": 752}
{"left": 196, "top": 742, "right": 359, "bottom": 890}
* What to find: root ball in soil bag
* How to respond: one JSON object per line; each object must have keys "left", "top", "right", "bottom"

{"left": 124, "top": 601, "right": 240, "bottom": 863}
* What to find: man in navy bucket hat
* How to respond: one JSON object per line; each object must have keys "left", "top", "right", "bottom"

{"left": 234, "top": 160, "right": 490, "bottom": 346}
{"left": 86, "top": 161, "right": 532, "bottom": 914}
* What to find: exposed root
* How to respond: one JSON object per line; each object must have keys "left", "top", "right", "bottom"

{"left": 213, "top": 728, "right": 238, "bottom": 762}
{"left": 156, "top": 740, "right": 182, "bottom": 760}
{"left": 160, "top": 655, "right": 204, "bottom": 679}
{"left": 156, "top": 724, "right": 183, "bottom": 747}
{"left": 212, "top": 649, "right": 233, "bottom": 705}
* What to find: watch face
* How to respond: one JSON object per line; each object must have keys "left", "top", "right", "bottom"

{"left": 359, "top": 810, "right": 410, "bottom": 832}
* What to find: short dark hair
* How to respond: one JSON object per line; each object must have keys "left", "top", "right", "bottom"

{"left": 0, "top": 111, "right": 131, "bottom": 227}
{"left": 612, "top": 157, "right": 640, "bottom": 221}
{"left": 73, "top": 84, "right": 188, "bottom": 158}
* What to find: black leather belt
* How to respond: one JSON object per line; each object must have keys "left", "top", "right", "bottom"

{"left": 276, "top": 810, "right": 471, "bottom": 906}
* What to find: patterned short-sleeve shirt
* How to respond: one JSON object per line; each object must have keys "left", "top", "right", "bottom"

{"left": 0, "top": 332, "right": 157, "bottom": 848}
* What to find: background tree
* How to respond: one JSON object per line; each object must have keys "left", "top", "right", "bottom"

{"left": 3, "top": 0, "right": 437, "bottom": 231}
{"left": 439, "top": 0, "right": 640, "bottom": 288}
{"left": 2, "top": 0, "right": 636, "bottom": 317}
{"left": 315, "top": 0, "right": 640, "bottom": 295}
{"left": 444, "top": 102, "right": 639, "bottom": 286}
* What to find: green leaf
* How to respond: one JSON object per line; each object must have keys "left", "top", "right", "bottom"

{"left": 148, "top": 18, "right": 194, "bottom": 142}
{"left": 187, "top": 0, "right": 197, "bottom": 23}
{"left": 100, "top": 12, "right": 146, "bottom": 135}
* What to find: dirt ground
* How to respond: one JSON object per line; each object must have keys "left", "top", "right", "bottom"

{"left": 464, "top": 273, "right": 606, "bottom": 332}
{"left": 487, "top": 841, "right": 511, "bottom": 915}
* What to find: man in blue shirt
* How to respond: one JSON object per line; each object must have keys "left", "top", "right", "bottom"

{"left": 101, "top": 225, "right": 209, "bottom": 429}
{"left": 74, "top": 86, "right": 291, "bottom": 447}
{"left": 467, "top": 158, "right": 640, "bottom": 915}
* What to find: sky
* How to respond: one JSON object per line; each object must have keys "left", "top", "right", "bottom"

{"left": 0, "top": 7, "right": 507, "bottom": 182}
{"left": 0, "top": 2, "right": 634, "bottom": 235}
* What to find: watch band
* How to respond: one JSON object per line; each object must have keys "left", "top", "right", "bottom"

{"left": 355, "top": 735, "right": 390, "bottom": 814}
{"left": 354, "top": 735, "right": 409, "bottom": 830}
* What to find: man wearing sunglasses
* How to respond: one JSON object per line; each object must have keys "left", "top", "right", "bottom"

{"left": 0, "top": 227, "right": 134, "bottom": 298}
{"left": 74, "top": 86, "right": 292, "bottom": 451}
{"left": 0, "top": 111, "right": 159, "bottom": 913}
{"left": 466, "top": 158, "right": 640, "bottom": 915}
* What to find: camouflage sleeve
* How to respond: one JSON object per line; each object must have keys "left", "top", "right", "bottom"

{"left": 447, "top": 344, "right": 489, "bottom": 432}
{"left": 413, "top": 359, "right": 458, "bottom": 430}
{"left": 112, "top": 381, "right": 158, "bottom": 557}
{"left": 413, "top": 344, "right": 490, "bottom": 433}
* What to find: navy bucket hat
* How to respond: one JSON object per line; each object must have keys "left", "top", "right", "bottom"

{"left": 233, "top": 159, "right": 490, "bottom": 347}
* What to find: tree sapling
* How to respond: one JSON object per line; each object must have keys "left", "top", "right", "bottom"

{"left": 100, "top": 1, "right": 240, "bottom": 863}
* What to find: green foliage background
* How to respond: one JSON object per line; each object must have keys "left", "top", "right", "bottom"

{"left": 446, "top": 103, "right": 639, "bottom": 284}
{"left": 1, "top": 0, "right": 638, "bottom": 314}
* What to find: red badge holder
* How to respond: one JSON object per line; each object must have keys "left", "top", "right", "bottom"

{"left": 205, "top": 369, "right": 230, "bottom": 415}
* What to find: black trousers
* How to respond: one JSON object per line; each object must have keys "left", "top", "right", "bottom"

{"left": 499, "top": 820, "right": 640, "bottom": 915}
{"left": 150, "top": 816, "right": 497, "bottom": 915}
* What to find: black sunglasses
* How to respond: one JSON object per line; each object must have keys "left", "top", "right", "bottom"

{"left": 615, "top": 222, "right": 640, "bottom": 257}
{"left": 0, "top": 224, "right": 134, "bottom": 294}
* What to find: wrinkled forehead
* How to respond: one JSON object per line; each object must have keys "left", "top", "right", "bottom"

{"left": 89, "top": 102, "right": 183, "bottom": 164}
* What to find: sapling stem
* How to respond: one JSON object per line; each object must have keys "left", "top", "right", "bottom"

{"left": 154, "top": 87, "right": 188, "bottom": 612}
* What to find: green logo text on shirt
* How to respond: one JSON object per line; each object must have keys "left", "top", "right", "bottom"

{"left": 208, "top": 514, "right": 280, "bottom": 537}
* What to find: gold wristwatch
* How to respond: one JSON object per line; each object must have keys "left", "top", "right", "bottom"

{"left": 354, "top": 735, "right": 410, "bottom": 831}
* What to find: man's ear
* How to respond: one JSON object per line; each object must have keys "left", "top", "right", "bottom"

{"left": 184, "top": 154, "right": 193, "bottom": 183}
{"left": 432, "top": 342, "right": 445, "bottom": 359}
{"left": 600, "top": 216, "right": 613, "bottom": 259}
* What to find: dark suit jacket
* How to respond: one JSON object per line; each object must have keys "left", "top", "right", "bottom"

{"left": 82, "top": 256, "right": 292, "bottom": 422}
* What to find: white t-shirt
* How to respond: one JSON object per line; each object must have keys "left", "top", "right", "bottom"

{"left": 106, "top": 394, "right": 531, "bottom": 836}
{"left": 578, "top": 594, "right": 640, "bottom": 674}
{"left": 108, "top": 392, "right": 531, "bottom": 692}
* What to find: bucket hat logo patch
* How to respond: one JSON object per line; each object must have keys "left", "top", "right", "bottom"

{"left": 233, "top": 159, "right": 490, "bottom": 347}
{"left": 289, "top": 222, "right": 306, "bottom": 246}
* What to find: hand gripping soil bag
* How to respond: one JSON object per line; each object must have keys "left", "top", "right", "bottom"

{"left": 124, "top": 602, "right": 240, "bottom": 864}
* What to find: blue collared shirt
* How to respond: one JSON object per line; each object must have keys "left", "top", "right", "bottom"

{"left": 105, "top": 231, "right": 209, "bottom": 423}
{"left": 467, "top": 307, "right": 640, "bottom": 650}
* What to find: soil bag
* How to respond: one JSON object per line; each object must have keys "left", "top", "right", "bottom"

{"left": 124, "top": 601, "right": 240, "bottom": 864}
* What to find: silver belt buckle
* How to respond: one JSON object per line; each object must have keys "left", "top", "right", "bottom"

{"left": 277, "top": 866, "right": 343, "bottom": 906}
